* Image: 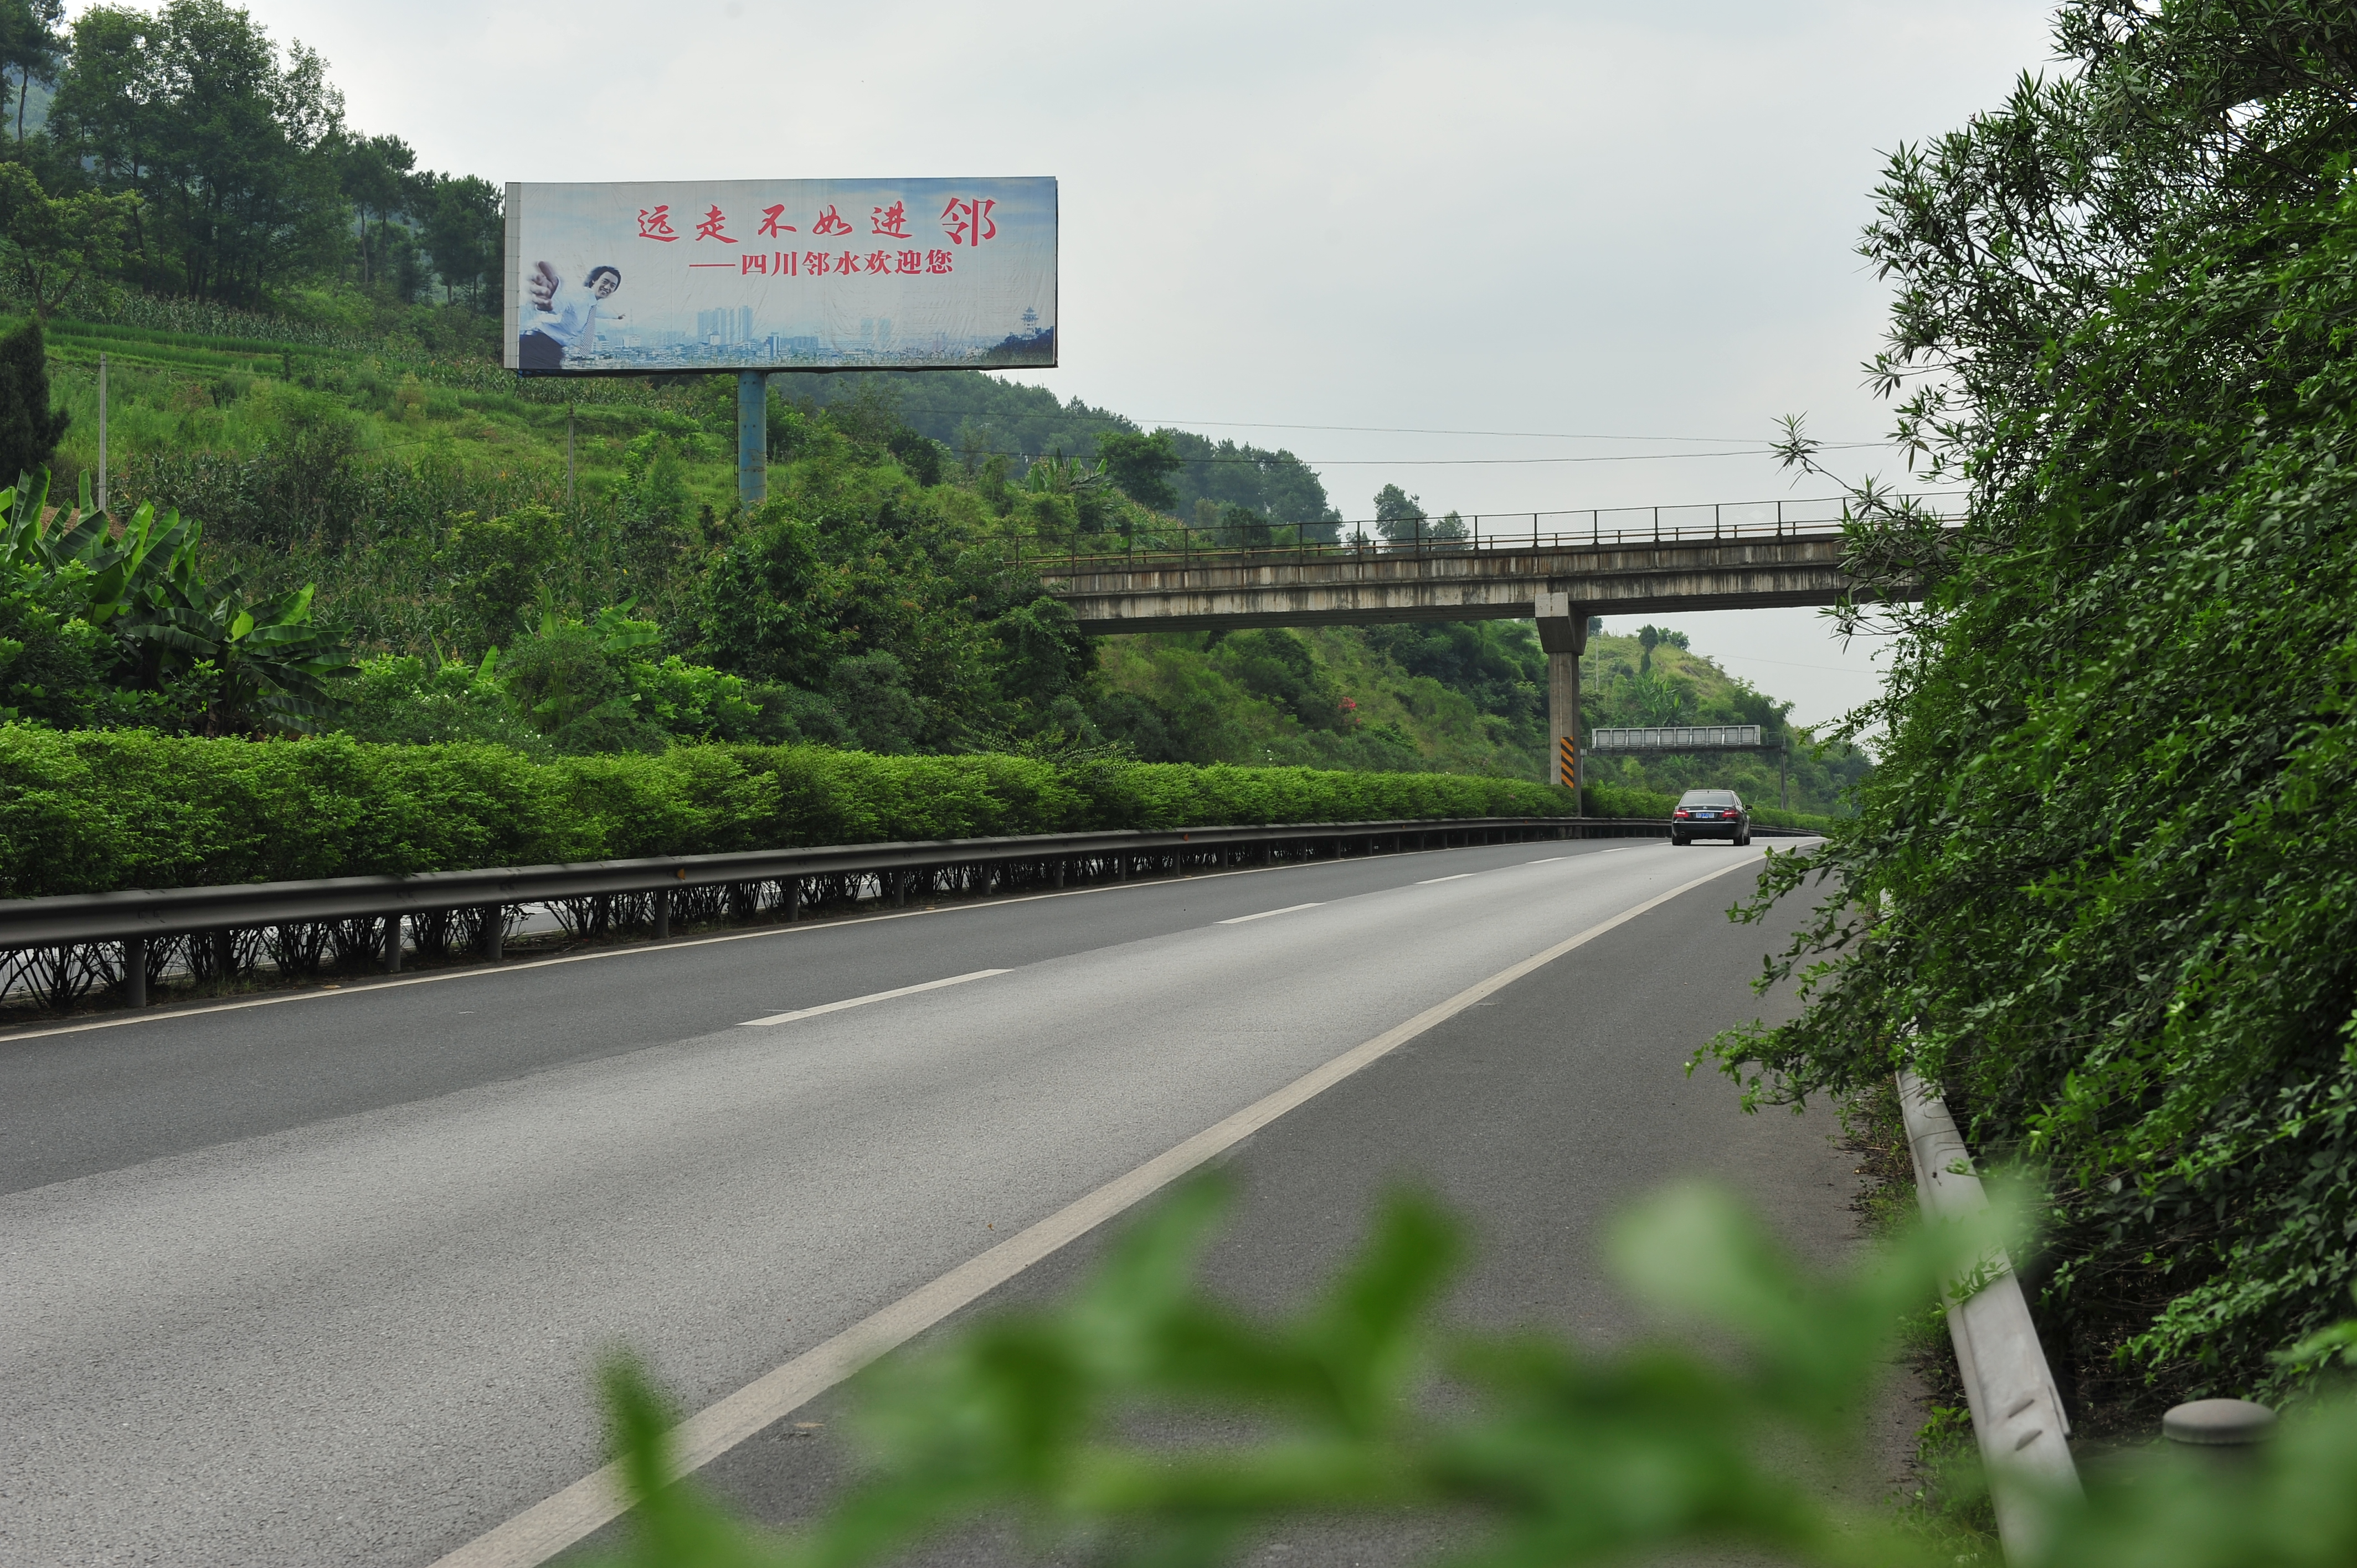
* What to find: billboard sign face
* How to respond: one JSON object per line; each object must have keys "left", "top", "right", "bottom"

{"left": 504, "top": 177, "right": 1055, "bottom": 375}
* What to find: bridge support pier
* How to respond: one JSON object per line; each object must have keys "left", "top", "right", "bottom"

{"left": 1537, "top": 591, "right": 1589, "bottom": 809}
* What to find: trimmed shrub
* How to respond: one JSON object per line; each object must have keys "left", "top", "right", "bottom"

{"left": 0, "top": 726, "right": 1641, "bottom": 897}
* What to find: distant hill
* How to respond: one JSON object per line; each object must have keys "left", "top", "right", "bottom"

{"left": 792, "top": 372, "right": 1341, "bottom": 529}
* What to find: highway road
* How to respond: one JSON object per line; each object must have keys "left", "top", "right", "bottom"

{"left": 0, "top": 835, "right": 1862, "bottom": 1567}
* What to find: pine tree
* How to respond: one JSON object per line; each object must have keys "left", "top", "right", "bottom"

{"left": 0, "top": 318, "right": 69, "bottom": 484}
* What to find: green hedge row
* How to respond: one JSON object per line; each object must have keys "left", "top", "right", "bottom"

{"left": 0, "top": 726, "right": 1692, "bottom": 898}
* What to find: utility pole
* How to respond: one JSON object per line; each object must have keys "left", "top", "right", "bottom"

{"left": 97, "top": 354, "right": 108, "bottom": 514}
{"left": 737, "top": 371, "right": 768, "bottom": 507}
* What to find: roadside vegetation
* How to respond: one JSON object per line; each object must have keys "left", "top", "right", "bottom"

{"left": 0, "top": 724, "right": 1630, "bottom": 900}
{"left": 1713, "top": 0, "right": 2357, "bottom": 1425}
{"left": 1, "top": 344, "right": 1862, "bottom": 809}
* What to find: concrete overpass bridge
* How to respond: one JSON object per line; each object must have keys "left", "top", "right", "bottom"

{"left": 1028, "top": 494, "right": 1952, "bottom": 795}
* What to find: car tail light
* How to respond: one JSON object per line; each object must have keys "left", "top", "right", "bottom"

{"left": 1674, "top": 809, "right": 1690, "bottom": 818}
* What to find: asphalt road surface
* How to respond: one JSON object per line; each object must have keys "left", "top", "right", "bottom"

{"left": 0, "top": 835, "right": 1864, "bottom": 1567}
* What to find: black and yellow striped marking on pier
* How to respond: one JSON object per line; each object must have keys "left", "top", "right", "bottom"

{"left": 1557, "top": 735, "right": 1578, "bottom": 788}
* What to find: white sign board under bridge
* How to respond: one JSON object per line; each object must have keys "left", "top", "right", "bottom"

{"left": 503, "top": 177, "right": 1057, "bottom": 376}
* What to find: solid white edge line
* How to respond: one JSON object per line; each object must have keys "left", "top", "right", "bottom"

{"left": 1417, "top": 873, "right": 1476, "bottom": 884}
{"left": 739, "top": 969, "right": 1010, "bottom": 1027}
{"left": 1214, "top": 903, "right": 1324, "bottom": 926}
{"left": 423, "top": 848, "right": 1769, "bottom": 1568}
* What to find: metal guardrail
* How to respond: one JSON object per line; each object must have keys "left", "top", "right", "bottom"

{"left": 0, "top": 814, "right": 1755, "bottom": 952}
{"left": 1898, "top": 1071, "right": 2081, "bottom": 1561}
{"left": 0, "top": 814, "right": 1820, "bottom": 1014}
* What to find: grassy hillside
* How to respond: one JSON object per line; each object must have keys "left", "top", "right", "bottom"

{"left": 12, "top": 305, "right": 1866, "bottom": 813}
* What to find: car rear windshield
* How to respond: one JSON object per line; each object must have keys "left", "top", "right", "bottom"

{"left": 1679, "top": 791, "right": 1740, "bottom": 806}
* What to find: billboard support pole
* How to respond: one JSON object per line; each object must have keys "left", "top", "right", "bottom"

{"left": 737, "top": 372, "right": 768, "bottom": 508}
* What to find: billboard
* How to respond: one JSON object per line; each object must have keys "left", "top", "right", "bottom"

{"left": 503, "top": 177, "right": 1056, "bottom": 375}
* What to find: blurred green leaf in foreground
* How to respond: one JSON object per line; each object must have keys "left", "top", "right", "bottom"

{"left": 587, "top": 1178, "right": 2357, "bottom": 1568}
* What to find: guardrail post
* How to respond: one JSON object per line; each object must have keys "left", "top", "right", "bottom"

{"left": 786, "top": 877, "right": 802, "bottom": 922}
{"left": 1115, "top": 853, "right": 1127, "bottom": 882}
{"left": 122, "top": 936, "right": 146, "bottom": 1008}
{"left": 481, "top": 905, "right": 503, "bottom": 961}
{"left": 384, "top": 914, "right": 403, "bottom": 974}
{"left": 1898, "top": 1071, "right": 2080, "bottom": 1557}
{"left": 212, "top": 928, "right": 234, "bottom": 983}
{"left": 653, "top": 888, "right": 671, "bottom": 940}
{"left": 892, "top": 871, "right": 908, "bottom": 908}
{"left": 1054, "top": 858, "right": 1066, "bottom": 889}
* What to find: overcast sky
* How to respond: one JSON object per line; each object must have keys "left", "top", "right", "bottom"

{"left": 117, "top": 0, "right": 2062, "bottom": 728}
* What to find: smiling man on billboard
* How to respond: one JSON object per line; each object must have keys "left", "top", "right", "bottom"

{"left": 516, "top": 260, "right": 624, "bottom": 370}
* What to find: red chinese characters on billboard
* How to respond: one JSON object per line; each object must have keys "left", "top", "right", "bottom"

{"left": 940, "top": 196, "right": 996, "bottom": 246}
{"left": 640, "top": 197, "right": 992, "bottom": 280}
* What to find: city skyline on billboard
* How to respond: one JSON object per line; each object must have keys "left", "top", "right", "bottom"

{"left": 503, "top": 177, "right": 1056, "bottom": 375}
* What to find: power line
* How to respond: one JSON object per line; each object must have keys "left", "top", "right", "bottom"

{"left": 1704, "top": 651, "right": 1890, "bottom": 675}
{"left": 837, "top": 381, "right": 1894, "bottom": 446}
{"left": 1130, "top": 419, "right": 1893, "bottom": 445}
{"left": 988, "top": 442, "right": 1887, "bottom": 468}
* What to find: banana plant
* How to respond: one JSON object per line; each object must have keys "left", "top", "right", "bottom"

{"left": 1, "top": 471, "right": 354, "bottom": 734}
{"left": 1023, "top": 450, "right": 1107, "bottom": 497}
{"left": 589, "top": 602, "right": 664, "bottom": 656}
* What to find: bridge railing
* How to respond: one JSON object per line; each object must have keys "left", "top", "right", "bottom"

{"left": 1007, "top": 491, "right": 1967, "bottom": 578}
